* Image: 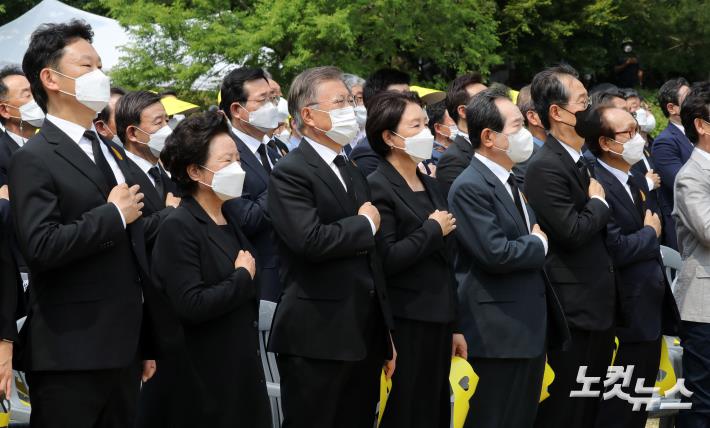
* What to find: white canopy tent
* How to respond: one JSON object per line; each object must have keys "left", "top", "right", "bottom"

{"left": 0, "top": 0, "right": 130, "bottom": 70}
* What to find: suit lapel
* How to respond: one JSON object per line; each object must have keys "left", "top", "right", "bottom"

{"left": 454, "top": 134, "right": 473, "bottom": 158}
{"left": 299, "top": 139, "right": 357, "bottom": 214}
{"left": 1, "top": 131, "right": 20, "bottom": 153}
{"left": 546, "top": 136, "right": 587, "bottom": 191}
{"left": 231, "top": 132, "right": 269, "bottom": 187}
{"left": 183, "top": 197, "right": 236, "bottom": 264}
{"left": 470, "top": 155, "right": 528, "bottom": 235}
{"left": 46, "top": 121, "right": 111, "bottom": 197}
{"left": 595, "top": 162, "right": 642, "bottom": 227}
{"left": 380, "top": 161, "right": 427, "bottom": 222}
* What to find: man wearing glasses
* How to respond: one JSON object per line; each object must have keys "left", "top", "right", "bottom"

{"left": 582, "top": 106, "right": 680, "bottom": 428}
{"left": 219, "top": 67, "right": 284, "bottom": 301}
{"left": 267, "top": 66, "right": 395, "bottom": 428}
{"left": 524, "top": 65, "right": 617, "bottom": 428}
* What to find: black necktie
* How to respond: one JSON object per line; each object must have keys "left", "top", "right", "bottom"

{"left": 84, "top": 131, "right": 117, "bottom": 188}
{"left": 627, "top": 176, "right": 644, "bottom": 218}
{"left": 333, "top": 155, "right": 356, "bottom": 202}
{"left": 507, "top": 173, "right": 528, "bottom": 231}
{"left": 148, "top": 165, "right": 164, "bottom": 201}
{"left": 256, "top": 144, "right": 273, "bottom": 174}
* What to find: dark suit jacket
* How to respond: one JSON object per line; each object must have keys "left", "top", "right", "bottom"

{"left": 0, "top": 130, "right": 20, "bottom": 186}
{"left": 594, "top": 161, "right": 680, "bottom": 342}
{"left": 151, "top": 196, "right": 270, "bottom": 426}
{"left": 224, "top": 131, "right": 282, "bottom": 302}
{"left": 450, "top": 154, "right": 569, "bottom": 358}
{"left": 436, "top": 134, "right": 473, "bottom": 197}
{"left": 652, "top": 123, "right": 693, "bottom": 250}
{"left": 267, "top": 139, "right": 393, "bottom": 361}
{"left": 8, "top": 120, "right": 147, "bottom": 371}
{"left": 350, "top": 137, "right": 380, "bottom": 177}
{"left": 524, "top": 135, "right": 616, "bottom": 331}
{"left": 511, "top": 142, "right": 541, "bottom": 187}
{"left": 368, "top": 161, "right": 457, "bottom": 324}
{"left": 0, "top": 199, "right": 23, "bottom": 342}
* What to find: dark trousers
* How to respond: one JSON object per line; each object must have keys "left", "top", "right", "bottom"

{"left": 677, "top": 321, "right": 710, "bottom": 428}
{"left": 380, "top": 318, "right": 452, "bottom": 428}
{"left": 534, "top": 327, "right": 615, "bottom": 428}
{"left": 594, "top": 337, "right": 662, "bottom": 428}
{"left": 27, "top": 360, "right": 142, "bottom": 428}
{"left": 276, "top": 298, "right": 386, "bottom": 428}
{"left": 466, "top": 353, "right": 546, "bottom": 428}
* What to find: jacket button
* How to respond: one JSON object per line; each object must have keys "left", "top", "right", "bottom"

{"left": 609, "top": 266, "right": 614, "bottom": 273}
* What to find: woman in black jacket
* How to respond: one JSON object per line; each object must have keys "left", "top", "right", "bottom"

{"left": 366, "top": 91, "right": 466, "bottom": 428}
{"left": 148, "top": 111, "right": 270, "bottom": 427}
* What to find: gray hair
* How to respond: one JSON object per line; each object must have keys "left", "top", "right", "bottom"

{"left": 343, "top": 73, "right": 365, "bottom": 91}
{"left": 288, "top": 66, "right": 345, "bottom": 131}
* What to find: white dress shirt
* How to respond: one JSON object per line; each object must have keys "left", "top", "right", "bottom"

{"left": 695, "top": 147, "right": 710, "bottom": 162}
{"left": 46, "top": 114, "right": 127, "bottom": 227}
{"left": 232, "top": 125, "right": 274, "bottom": 169}
{"left": 125, "top": 150, "right": 159, "bottom": 187}
{"left": 6, "top": 130, "right": 26, "bottom": 148}
{"left": 474, "top": 153, "right": 548, "bottom": 254}
{"left": 556, "top": 137, "right": 609, "bottom": 208}
{"left": 597, "top": 159, "right": 634, "bottom": 202}
{"left": 304, "top": 136, "right": 376, "bottom": 235}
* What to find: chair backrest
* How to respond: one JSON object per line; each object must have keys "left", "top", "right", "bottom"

{"left": 258, "top": 300, "right": 282, "bottom": 427}
{"left": 660, "top": 245, "right": 682, "bottom": 292}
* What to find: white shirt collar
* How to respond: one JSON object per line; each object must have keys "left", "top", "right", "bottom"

{"left": 671, "top": 121, "right": 686, "bottom": 135}
{"left": 231, "top": 124, "right": 263, "bottom": 155}
{"left": 6, "top": 130, "right": 26, "bottom": 147}
{"left": 46, "top": 114, "right": 97, "bottom": 144}
{"left": 125, "top": 150, "right": 157, "bottom": 175}
{"left": 304, "top": 136, "right": 342, "bottom": 165}
{"left": 597, "top": 159, "right": 631, "bottom": 187}
{"left": 457, "top": 130, "right": 471, "bottom": 144}
{"left": 555, "top": 137, "right": 582, "bottom": 163}
{"left": 474, "top": 152, "right": 511, "bottom": 186}
{"left": 694, "top": 147, "right": 710, "bottom": 162}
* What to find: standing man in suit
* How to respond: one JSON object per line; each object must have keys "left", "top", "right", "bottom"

{"left": 10, "top": 20, "right": 154, "bottom": 427}
{"left": 672, "top": 81, "right": 710, "bottom": 428}
{"left": 0, "top": 65, "right": 45, "bottom": 185}
{"left": 525, "top": 65, "right": 616, "bottom": 428}
{"left": 512, "top": 84, "right": 542, "bottom": 184}
{"left": 652, "top": 77, "right": 692, "bottom": 250}
{"left": 267, "top": 66, "right": 395, "bottom": 428}
{"left": 437, "top": 72, "right": 487, "bottom": 196}
{"left": 94, "top": 87, "right": 125, "bottom": 147}
{"left": 351, "top": 68, "right": 411, "bottom": 176}
{"left": 219, "top": 67, "right": 283, "bottom": 301}
{"left": 450, "top": 88, "right": 568, "bottom": 428}
{"left": 582, "top": 106, "right": 680, "bottom": 428}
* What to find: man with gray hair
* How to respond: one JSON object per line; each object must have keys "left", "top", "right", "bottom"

{"left": 267, "top": 66, "right": 395, "bottom": 428}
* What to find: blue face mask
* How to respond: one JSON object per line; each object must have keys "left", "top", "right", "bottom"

{"left": 431, "top": 141, "right": 447, "bottom": 164}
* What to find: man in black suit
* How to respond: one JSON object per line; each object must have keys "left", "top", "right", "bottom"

{"left": 350, "top": 68, "right": 411, "bottom": 176}
{"left": 525, "top": 65, "right": 617, "bottom": 428}
{"left": 267, "top": 66, "right": 395, "bottom": 428}
{"left": 449, "top": 88, "right": 569, "bottom": 428}
{"left": 219, "top": 67, "right": 284, "bottom": 301}
{"left": 10, "top": 20, "right": 156, "bottom": 427}
{"left": 263, "top": 72, "right": 291, "bottom": 157}
{"left": 437, "top": 72, "right": 487, "bottom": 196}
{"left": 582, "top": 106, "right": 680, "bottom": 428}
{"left": 94, "top": 86, "right": 126, "bottom": 147}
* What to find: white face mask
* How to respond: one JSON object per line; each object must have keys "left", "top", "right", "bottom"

{"left": 354, "top": 105, "right": 367, "bottom": 128}
{"left": 624, "top": 45, "right": 633, "bottom": 53}
{"left": 3, "top": 99, "right": 46, "bottom": 128}
{"left": 608, "top": 133, "right": 646, "bottom": 165}
{"left": 493, "top": 127, "right": 534, "bottom": 163}
{"left": 240, "top": 101, "right": 280, "bottom": 131}
{"left": 200, "top": 161, "right": 246, "bottom": 201}
{"left": 314, "top": 106, "right": 359, "bottom": 146}
{"left": 635, "top": 109, "right": 656, "bottom": 133}
{"left": 275, "top": 97, "right": 289, "bottom": 123}
{"left": 51, "top": 68, "right": 111, "bottom": 113}
{"left": 392, "top": 128, "right": 435, "bottom": 164}
{"left": 136, "top": 125, "right": 172, "bottom": 157}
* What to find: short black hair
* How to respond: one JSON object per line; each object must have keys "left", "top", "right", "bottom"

{"left": 680, "top": 81, "right": 710, "bottom": 145}
{"left": 531, "top": 64, "right": 579, "bottom": 130}
{"left": 658, "top": 77, "right": 690, "bottom": 118}
{"left": 0, "top": 65, "right": 25, "bottom": 125}
{"left": 115, "top": 90, "right": 162, "bottom": 145}
{"left": 446, "top": 72, "right": 484, "bottom": 124}
{"left": 362, "top": 68, "right": 411, "bottom": 108}
{"left": 590, "top": 88, "right": 625, "bottom": 108}
{"left": 578, "top": 106, "right": 616, "bottom": 157}
{"left": 366, "top": 91, "right": 422, "bottom": 158}
{"left": 516, "top": 84, "right": 535, "bottom": 127}
{"left": 161, "top": 111, "right": 231, "bottom": 195}
{"left": 22, "top": 19, "right": 94, "bottom": 113}
{"left": 426, "top": 99, "right": 448, "bottom": 135}
{"left": 466, "top": 87, "right": 510, "bottom": 150}
{"left": 621, "top": 88, "right": 639, "bottom": 99}
{"left": 95, "top": 86, "right": 126, "bottom": 124}
{"left": 218, "top": 67, "right": 268, "bottom": 120}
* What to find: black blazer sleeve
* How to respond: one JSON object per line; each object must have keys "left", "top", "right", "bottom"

{"left": 8, "top": 147, "right": 126, "bottom": 273}
{"left": 351, "top": 142, "right": 380, "bottom": 177}
{"left": 0, "top": 200, "right": 19, "bottom": 341}
{"left": 267, "top": 160, "right": 375, "bottom": 262}
{"left": 152, "top": 213, "right": 255, "bottom": 325}
{"left": 224, "top": 189, "right": 269, "bottom": 238}
{"left": 369, "top": 179, "right": 444, "bottom": 276}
